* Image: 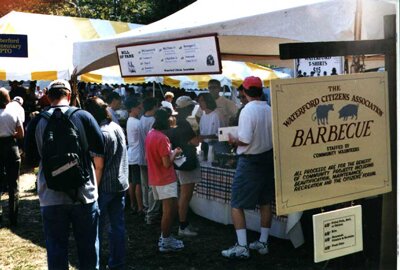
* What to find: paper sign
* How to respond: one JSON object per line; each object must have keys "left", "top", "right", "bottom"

{"left": 271, "top": 72, "right": 391, "bottom": 215}
{"left": 0, "top": 34, "right": 28, "bottom": 57}
{"left": 313, "top": 205, "right": 363, "bottom": 262}
{"left": 218, "top": 126, "right": 238, "bottom": 142}
{"left": 116, "top": 34, "right": 221, "bottom": 77}
{"left": 295, "top": 57, "right": 344, "bottom": 77}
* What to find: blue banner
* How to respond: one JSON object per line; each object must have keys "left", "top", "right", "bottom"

{"left": 0, "top": 34, "right": 28, "bottom": 57}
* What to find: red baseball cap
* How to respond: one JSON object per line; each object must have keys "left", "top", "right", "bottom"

{"left": 242, "top": 76, "right": 263, "bottom": 90}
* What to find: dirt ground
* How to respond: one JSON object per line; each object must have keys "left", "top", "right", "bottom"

{"left": 0, "top": 169, "right": 383, "bottom": 270}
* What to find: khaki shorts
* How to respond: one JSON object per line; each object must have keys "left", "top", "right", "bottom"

{"left": 152, "top": 181, "right": 178, "bottom": 200}
{"left": 176, "top": 167, "right": 202, "bottom": 185}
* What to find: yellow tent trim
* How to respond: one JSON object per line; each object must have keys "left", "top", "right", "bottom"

{"left": 32, "top": 71, "right": 58, "bottom": 81}
{"left": 72, "top": 18, "right": 100, "bottom": 40}
{"left": 0, "top": 71, "right": 6, "bottom": 81}
{"left": 163, "top": 77, "right": 181, "bottom": 88}
{"left": 80, "top": 73, "right": 103, "bottom": 84}
{"left": 110, "top": 21, "right": 131, "bottom": 34}
{"left": 124, "top": 77, "right": 146, "bottom": 84}
{"left": 0, "top": 22, "right": 15, "bottom": 33}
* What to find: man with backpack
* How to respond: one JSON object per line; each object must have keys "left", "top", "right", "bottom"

{"left": 25, "top": 79, "right": 105, "bottom": 270}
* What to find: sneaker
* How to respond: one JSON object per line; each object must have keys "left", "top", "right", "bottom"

{"left": 159, "top": 236, "right": 184, "bottom": 252}
{"left": 221, "top": 243, "right": 250, "bottom": 259}
{"left": 249, "top": 240, "right": 269, "bottom": 255}
{"left": 178, "top": 226, "right": 198, "bottom": 237}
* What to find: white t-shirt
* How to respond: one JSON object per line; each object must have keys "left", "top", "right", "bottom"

{"left": 6, "top": 101, "right": 25, "bottom": 123}
{"left": 126, "top": 116, "right": 141, "bottom": 165}
{"left": 236, "top": 101, "right": 273, "bottom": 155}
{"left": 199, "top": 110, "right": 221, "bottom": 142}
{"left": 0, "top": 107, "right": 22, "bottom": 137}
{"left": 161, "top": 100, "right": 174, "bottom": 112}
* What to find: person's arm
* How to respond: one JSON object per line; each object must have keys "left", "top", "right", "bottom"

{"left": 14, "top": 125, "right": 24, "bottom": 139}
{"left": 161, "top": 147, "right": 182, "bottom": 168}
{"left": 228, "top": 133, "right": 249, "bottom": 147}
{"left": 93, "top": 156, "right": 104, "bottom": 186}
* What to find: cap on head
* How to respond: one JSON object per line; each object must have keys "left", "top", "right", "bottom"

{"left": 165, "top": 91, "right": 174, "bottom": 98}
{"left": 13, "top": 96, "right": 23, "bottom": 105}
{"left": 176, "top": 96, "right": 195, "bottom": 108}
{"left": 242, "top": 76, "right": 263, "bottom": 90}
{"left": 48, "top": 79, "right": 71, "bottom": 92}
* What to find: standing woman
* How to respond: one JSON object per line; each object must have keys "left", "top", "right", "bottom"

{"left": 145, "top": 108, "right": 183, "bottom": 252}
{"left": 125, "top": 97, "right": 144, "bottom": 215}
{"left": 170, "top": 96, "right": 201, "bottom": 236}
{"left": 0, "top": 88, "right": 24, "bottom": 226}
{"left": 84, "top": 97, "right": 129, "bottom": 270}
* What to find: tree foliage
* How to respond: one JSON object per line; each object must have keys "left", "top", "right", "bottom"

{"left": 0, "top": 0, "right": 196, "bottom": 24}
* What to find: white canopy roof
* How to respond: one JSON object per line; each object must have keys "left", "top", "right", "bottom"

{"left": 0, "top": 11, "right": 142, "bottom": 81}
{"left": 73, "top": 0, "right": 396, "bottom": 75}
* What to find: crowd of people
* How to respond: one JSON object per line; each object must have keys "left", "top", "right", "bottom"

{"left": 0, "top": 75, "right": 275, "bottom": 269}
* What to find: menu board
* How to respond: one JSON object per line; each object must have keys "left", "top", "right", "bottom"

{"left": 116, "top": 34, "right": 221, "bottom": 77}
{"left": 271, "top": 72, "right": 391, "bottom": 215}
{"left": 313, "top": 205, "right": 363, "bottom": 262}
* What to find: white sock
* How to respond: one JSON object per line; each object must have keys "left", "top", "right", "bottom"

{"left": 259, "top": 227, "right": 270, "bottom": 243}
{"left": 236, "top": 229, "right": 247, "bottom": 246}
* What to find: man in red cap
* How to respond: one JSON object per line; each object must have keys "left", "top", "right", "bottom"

{"left": 222, "top": 76, "right": 274, "bottom": 259}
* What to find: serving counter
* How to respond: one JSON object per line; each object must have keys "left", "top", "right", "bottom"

{"left": 190, "top": 162, "right": 304, "bottom": 248}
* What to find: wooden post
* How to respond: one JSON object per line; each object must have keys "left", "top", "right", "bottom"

{"left": 379, "top": 14, "right": 396, "bottom": 270}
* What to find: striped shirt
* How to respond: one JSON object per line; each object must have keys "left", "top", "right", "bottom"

{"left": 99, "top": 121, "right": 129, "bottom": 193}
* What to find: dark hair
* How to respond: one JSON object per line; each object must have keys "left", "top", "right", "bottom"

{"left": 143, "top": 97, "right": 158, "bottom": 112}
{"left": 208, "top": 79, "right": 221, "bottom": 87}
{"left": 176, "top": 103, "right": 194, "bottom": 119}
{"left": 244, "top": 87, "right": 263, "bottom": 98}
{"left": 84, "top": 97, "right": 112, "bottom": 125}
{"left": 106, "top": 92, "right": 121, "bottom": 104}
{"left": 198, "top": 93, "right": 217, "bottom": 111}
{"left": 47, "top": 87, "right": 70, "bottom": 101}
{"left": 0, "top": 88, "right": 10, "bottom": 109}
{"left": 153, "top": 108, "right": 170, "bottom": 131}
{"left": 125, "top": 96, "right": 141, "bottom": 111}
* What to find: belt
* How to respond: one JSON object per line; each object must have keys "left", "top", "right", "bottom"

{"left": 239, "top": 149, "right": 273, "bottom": 157}
{"left": 0, "top": 136, "right": 16, "bottom": 143}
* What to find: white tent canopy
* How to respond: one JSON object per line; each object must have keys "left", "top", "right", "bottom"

{"left": 73, "top": 0, "right": 396, "bottom": 75}
{"left": 0, "top": 11, "right": 142, "bottom": 81}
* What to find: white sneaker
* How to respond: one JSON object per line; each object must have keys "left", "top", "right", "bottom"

{"left": 249, "top": 240, "right": 269, "bottom": 255}
{"left": 159, "top": 236, "right": 184, "bottom": 252}
{"left": 178, "top": 226, "right": 198, "bottom": 237}
{"left": 221, "top": 243, "right": 250, "bottom": 259}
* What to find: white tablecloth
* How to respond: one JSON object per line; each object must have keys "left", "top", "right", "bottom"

{"left": 190, "top": 163, "right": 304, "bottom": 248}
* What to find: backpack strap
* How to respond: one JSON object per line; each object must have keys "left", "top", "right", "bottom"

{"left": 40, "top": 110, "right": 52, "bottom": 120}
{"left": 64, "top": 107, "right": 89, "bottom": 152}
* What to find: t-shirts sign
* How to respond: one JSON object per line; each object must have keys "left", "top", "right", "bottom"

{"left": 116, "top": 34, "right": 221, "bottom": 77}
{"left": 295, "top": 57, "right": 343, "bottom": 77}
{"left": 0, "top": 34, "right": 28, "bottom": 57}
{"left": 271, "top": 72, "right": 391, "bottom": 215}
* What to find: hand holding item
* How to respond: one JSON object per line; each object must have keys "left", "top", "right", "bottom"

{"left": 174, "top": 147, "right": 183, "bottom": 158}
{"left": 228, "top": 133, "right": 237, "bottom": 146}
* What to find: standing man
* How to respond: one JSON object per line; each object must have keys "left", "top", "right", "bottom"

{"left": 202, "top": 79, "right": 238, "bottom": 127}
{"left": 106, "top": 92, "right": 122, "bottom": 125}
{"left": 0, "top": 88, "right": 24, "bottom": 227}
{"left": 138, "top": 97, "right": 161, "bottom": 224}
{"left": 161, "top": 91, "right": 175, "bottom": 114}
{"left": 222, "top": 76, "right": 274, "bottom": 259}
{"left": 25, "top": 80, "right": 105, "bottom": 270}
{"left": 85, "top": 97, "right": 129, "bottom": 270}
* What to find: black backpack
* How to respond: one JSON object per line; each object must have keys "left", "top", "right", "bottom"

{"left": 40, "top": 107, "right": 90, "bottom": 197}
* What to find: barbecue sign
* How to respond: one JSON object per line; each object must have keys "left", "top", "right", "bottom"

{"left": 271, "top": 72, "right": 391, "bottom": 215}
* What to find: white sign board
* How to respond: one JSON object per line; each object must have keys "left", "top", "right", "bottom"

{"left": 313, "top": 205, "right": 363, "bottom": 263}
{"left": 116, "top": 34, "right": 221, "bottom": 77}
{"left": 295, "top": 57, "right": 344, "bottom": 77}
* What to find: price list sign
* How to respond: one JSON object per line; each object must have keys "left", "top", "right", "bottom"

{"left": 116, "top": 34, "right": 222, "bottom": 77}
{"left": 313, "top": 205, "right": 363, "bottom": 262}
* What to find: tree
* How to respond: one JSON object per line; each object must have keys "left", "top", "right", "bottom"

{"left": 0, "top": 0, "right": 196, "bottom": 24}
